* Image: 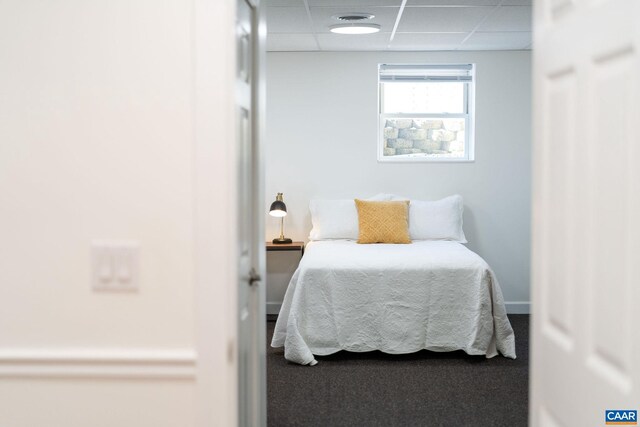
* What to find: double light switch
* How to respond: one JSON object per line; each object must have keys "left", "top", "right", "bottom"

{"left": 91, "top": 240, "right": 140, "bottom": 292}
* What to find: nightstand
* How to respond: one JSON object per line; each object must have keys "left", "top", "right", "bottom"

{"left": 266, "top": 241, "right": 305, "bottom": 255}
{"left": 266, "top": 241, "right": 304, "bottom": 315}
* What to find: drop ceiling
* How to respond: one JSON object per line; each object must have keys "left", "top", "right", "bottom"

{"left": 266, "top": 0, "right": 532, "bottom": 51}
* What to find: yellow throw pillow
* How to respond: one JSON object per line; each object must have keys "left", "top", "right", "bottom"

{"left": 354, "top": 199, "right": 411, "bottom": 244}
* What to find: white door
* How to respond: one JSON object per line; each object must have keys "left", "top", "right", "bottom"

{"left": 531, "top": 0, "right": 640, "bottom": 425}
{"left": 236, "top": 0, "right": 266, "bottom": 425}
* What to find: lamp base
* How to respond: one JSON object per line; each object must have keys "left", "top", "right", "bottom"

{"left": 272, "top": 237, "right": 293, "bottom": 244}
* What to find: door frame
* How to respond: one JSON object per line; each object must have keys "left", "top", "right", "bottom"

{"left": 192, "top": 0, "right": 267, "bottom": 426}
{"left": 252, "top": 0, "right": 268, "bottom": 423}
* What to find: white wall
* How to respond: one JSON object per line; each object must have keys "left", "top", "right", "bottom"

{"left": 0, "top": 1, "right": 237, "bottom": 426}
{"left": 265, "top": 51, "right": 531, "bottom": 311}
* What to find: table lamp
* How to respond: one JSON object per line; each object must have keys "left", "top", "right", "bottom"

{"left": 269, "top": 193, "right": 292, "bottom": 244}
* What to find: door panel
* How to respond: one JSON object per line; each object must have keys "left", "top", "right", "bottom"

{"left": 531, "top": 0, "right": 640, "bottom": 425}
{"left": 540, "top": 67, "right": 577, "bottom": 353}
{"left": 586, "top": 47, "right": 635, "bottom": 395}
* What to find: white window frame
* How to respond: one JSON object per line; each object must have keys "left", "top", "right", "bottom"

{"left": 377, "top": 63, "right": 476, "bottom": 163}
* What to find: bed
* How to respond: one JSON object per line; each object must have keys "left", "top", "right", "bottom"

{"left": 271, "top": 239, "right": 516, "bottom": 365}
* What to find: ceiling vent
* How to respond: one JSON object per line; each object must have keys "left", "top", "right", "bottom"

{"left": 333, "top": 13, "right": 375, "bottom": 22}
{"left": 330, "top": 12, "right": 379, "bottom": 34}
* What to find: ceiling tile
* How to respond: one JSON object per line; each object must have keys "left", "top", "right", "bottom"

{"left": 398, "top": 6, "right": 494, "bottom": 32}
{"left": 477, "top": 6, "right": 531, "bottom": 31}
{"left": 461, "top": 31, "right": 531, "bottom": 49}
{"left": 310, "top": 6, "right": 400, "bottom": 33}
{"left": 265, "top": 1, "right": 533, "bottom": 51}
{"left": 267, "top": 7, "right": 313, "bottom": 33}
{"left": 390, "top": 32, "right": 467, "bottom": 50}
{"left": 316, "top": 32, "right": 392, "bottom": 50}
{"left": 267, "top": 33, "right": 319, "bottom": 51}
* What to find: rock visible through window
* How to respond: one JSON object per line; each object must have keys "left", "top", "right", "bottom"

{"left": 378, "top": 64, "right": 475, "bottom": 162}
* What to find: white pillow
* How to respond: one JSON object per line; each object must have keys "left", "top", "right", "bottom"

{"left": 308, "top": 194, "right": 393, "bottom": 240}
{"left": 393, "top": 195, "right": 467, "bottom": 242}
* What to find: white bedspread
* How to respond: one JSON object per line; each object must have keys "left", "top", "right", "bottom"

{"left": 271, "top": 240, "right": 516, "bottom": 365}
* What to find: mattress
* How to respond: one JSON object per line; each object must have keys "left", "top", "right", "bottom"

{"left": 271, "top": 240, "right": 516, "bottom": 365}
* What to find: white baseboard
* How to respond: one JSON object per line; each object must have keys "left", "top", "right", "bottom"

{"left": 0, "top": 348, "right": 197, "bottom": 380}
{"left": 267, "top": 302, "right": 282, "bottom": 315}
{"left": 505, "top": 302, "right": 531, "bottom": 314}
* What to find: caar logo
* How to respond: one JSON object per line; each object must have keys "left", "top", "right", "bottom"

{"left": 606, "top": 410, "right": 637, "bottom": 425}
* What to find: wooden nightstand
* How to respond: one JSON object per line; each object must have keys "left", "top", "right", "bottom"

{"left": 266, "top": 241, "right": 305, "bottom": 256}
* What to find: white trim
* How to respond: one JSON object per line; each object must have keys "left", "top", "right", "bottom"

{"left": 266, "top": 302, "right": 282, "bottom": 315}
{"left": 505, "top": 302, "right": 531, "bottom": 314}
{"left": 0, "top": 349, "right": 197, "bottom": 379}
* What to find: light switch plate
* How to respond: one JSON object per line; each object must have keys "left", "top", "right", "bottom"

{"left": 91, "top": 240, "right": 140, "bottom": 292}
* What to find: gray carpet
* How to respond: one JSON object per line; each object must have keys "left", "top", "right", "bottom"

{"left": 267, "top": 314, "right": 529, "bottom": 427}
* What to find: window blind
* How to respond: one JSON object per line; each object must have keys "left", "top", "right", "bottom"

{"left": 379, "top": 64, "right": 474, "bottom": 83}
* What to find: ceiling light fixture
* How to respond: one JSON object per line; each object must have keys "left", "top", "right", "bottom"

{"left": 329, "top": 23, "right": 381, "bottom": 35}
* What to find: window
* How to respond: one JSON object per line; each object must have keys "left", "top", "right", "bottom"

{"left": 378, "top": 64, "right": 475, "bottom": 162}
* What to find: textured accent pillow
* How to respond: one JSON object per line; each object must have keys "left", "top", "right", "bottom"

{"left": 354, "top": 200, "right": 411, "bottom": 244}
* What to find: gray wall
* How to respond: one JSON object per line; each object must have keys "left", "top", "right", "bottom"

{"left": 265, "top": 50, "right": 532, "bottom": 312}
